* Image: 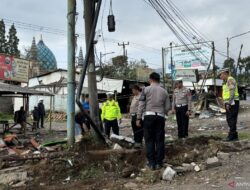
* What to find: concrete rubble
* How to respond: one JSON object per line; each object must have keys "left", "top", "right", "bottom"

{"left": 110, "top": 134, "right": 134, "bottom": 148}
{"left": 217, "top": 152, "right": 230, "bottom": 160}
{"left": 162, "top": 166, "right": 176, "bottom": 181}
{"left": 206, "top": 157, "right": 222, "bottom": 169}
{"left": 124, "top": 182, "right": 138, "bottom": 189}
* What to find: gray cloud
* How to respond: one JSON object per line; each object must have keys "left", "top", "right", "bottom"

{"left": 0, "top": 0, "right": 250, "bottom": 69}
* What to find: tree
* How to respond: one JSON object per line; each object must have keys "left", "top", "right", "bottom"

{"left": 240, "top": 56, "right": 250, "bottom": 83}
{"left": 223, "top": 58, "right": 235, "bottom": 76}
{"left": 0, "top": 19, "right": 7, "bottom": 54}
{"left": 102, "top": 56, "right": 149, "bottom": 80}
{"left": 6, "top": 24, "right": 20, "bottom": 57}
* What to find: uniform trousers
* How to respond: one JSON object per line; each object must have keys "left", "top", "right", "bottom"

{"left": 175, "top": 105, "right": 189, "bottom": 138}
{"left": 143, "top": 115, "right": 165, "bottom": 166}
{"left": 104, "top": 119, "right": 119, "bottom": 138}
{"left": 226, "top": 100, "right": 239, "bottom": 139}
{"left": 131, "top": 115, "right": 143, "bottom": 143}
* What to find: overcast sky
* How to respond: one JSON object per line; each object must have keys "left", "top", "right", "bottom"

{"left": 1, "top": 0, "right": 250, "bottom": 70}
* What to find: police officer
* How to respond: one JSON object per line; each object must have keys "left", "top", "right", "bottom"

{"left": 218, "top": 68, "right": 239, "bottom": 141}
{"left": 137, "top": 72, "right": 170, "bottom": 170}
{"left": 101, "top": 92, "right": 122, "bottom": 138}
{"left": 129, "top": 85, "right": 143, "bottom": 148}
{"left": 172, "top": 78, "right": 192, "bottom": 139}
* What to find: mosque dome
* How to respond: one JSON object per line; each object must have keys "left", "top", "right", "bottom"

{"left": 36, "top": 39, "right": 57, "bottom": 70}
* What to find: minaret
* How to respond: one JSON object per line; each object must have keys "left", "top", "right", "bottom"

{"left": 78, "top": 47, "right": 84, "bottom": 67}
{"left": 29, "top": 37, "right": 38, "bottom": 61}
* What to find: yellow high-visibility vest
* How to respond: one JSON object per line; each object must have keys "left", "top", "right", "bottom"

{"left": 101, "top": 100, "right": 122, "bottom": 121}
{"left": 222, "top": 76, "right": 239, "bottom": 101}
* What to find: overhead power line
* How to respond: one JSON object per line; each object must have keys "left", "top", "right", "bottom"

{"left": 2, "top": 18, "right": 161, "bottom": 54}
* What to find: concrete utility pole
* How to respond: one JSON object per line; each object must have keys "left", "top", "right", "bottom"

{"left": 67, "top": 0, "right": 76, "bottom": 146}
{"left": 162, "top": 47, "right": 166, "bottom": 89}
{"left": 84, "top": 0, "right": 101, "bottom": 131}
{"left": 118, "top": 42, "right": 129, "bottom": 63}
{"left": 212, "top": 42, "right": 216, "bottom": 93}
{"left": 236, "top": 44, "right": 243, "bottom": 81}
{"left": 170, "top": 42, "right": 174, "bottom": 89}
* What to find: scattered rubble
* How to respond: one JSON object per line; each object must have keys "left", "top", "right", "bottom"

{"left": 217, "top": 152, "right": 230, "bottom": 160}
{"left": 206, "top": 157, "right": 222, "bottom": 169}
{"left": 162, "top": 167, "right": 176, "bottom": 181}
{"left": 124, "top": 182, "right": 138, "bottom": 189}
{"left": 194, "top": 165, "right": 201, "bottom": 172}
{"left": 110, "top": 134, "right": 134, "bottom": 148}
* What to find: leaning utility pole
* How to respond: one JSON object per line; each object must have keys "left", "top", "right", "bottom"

{"left": 67, "top": 0, "right": 76, "bottom": 146}
{"left": 84, "top": 0, "right": 101, "bottom": 131}
{"left": 212, "top": 42, "right": 216, "bottom": 94}
{"left": 236, "top": 44, "right": 243, "bottom": 81}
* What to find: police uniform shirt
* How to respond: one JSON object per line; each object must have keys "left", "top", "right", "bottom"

{"left": 172, "top": 87, "right": 192, "bottom": 110}
{"left": 129, "top": 93, "right": 141, "bottom": 114}
{"left": 225, "top": 77, "right": 238, "bottom": 105}
{"left": 137, "top": 84, "right": 170, "bottom": 119}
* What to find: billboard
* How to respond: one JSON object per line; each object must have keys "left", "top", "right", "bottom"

{"left": 166, "top": 43, "right": 212, "bottom": 73}
{"left": 0, "top": 54, "right": 29, "bottom": 83}
{"left": 174, "top": 69, "right": 199, "bottom": 82}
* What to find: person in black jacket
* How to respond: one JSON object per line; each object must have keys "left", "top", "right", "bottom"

{"left": 37, "top": 99, "right": 45, "bottom": 128}
{"left": 14, "top": 106, "right": 26, "bottom": 133}
{"left": 32, "top": 106, "right": 39, "bottom": 130}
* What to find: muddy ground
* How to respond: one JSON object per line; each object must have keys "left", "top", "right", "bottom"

{"left": 2, "top": 101, "right": 250, "bottom": 190}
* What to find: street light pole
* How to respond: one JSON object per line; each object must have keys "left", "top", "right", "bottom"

{"left": 100, "top": 51, "right": 115, "bottom": 65}
{"left": 227, "top": 30, "right": 250, "bottom": 59}
{"left": 227, "top": 37, "right": 229, "bottom": 59}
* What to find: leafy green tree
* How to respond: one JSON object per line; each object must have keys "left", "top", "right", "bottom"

{"left": 0, "top": 19, "right": 7, "bottom": 54}
{"left": 103, "top": 56, "right": 149, "bottom": 80}
{"left": 240, "top": 56, "right": 250, "bottom": 83}
{"left": 6, "top": 24, "right": 20, "bottom": 57}
{"left": 223, "top": 58, "right": 235, "bottom": 76}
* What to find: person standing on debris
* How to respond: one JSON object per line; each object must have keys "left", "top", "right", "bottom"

{"left": 14, "top": 106, "right": 26, "bottom": 133}
{"left": 129, "top": 85, "right": 143, "bottom": 148}
{"left": 82, "top": 94, "right": 90, "bottom": 113}
{"left": 101, "top": 92, "right": 122, "bottom": 138}
{"left": 171, "top": 78, "right": 192, "bottom": 139}
{"left": 37, "top": 99, "right": 45, "bottom": 128}
{"left": 218, "top": 68, "right": 240, "bottom": 141}
{"left": 81, "top": 94, "right": 91, "bottom": 130}
{"left": 75, "top": 111, "right": 90, "bottom": 135}
{"left": 32, "top": 106, "right": 39, "bottom": 130}
{"left": 137, "top": 72, "right": 170, "bottom": 170}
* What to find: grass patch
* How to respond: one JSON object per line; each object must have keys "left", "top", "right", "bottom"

{"left": 209, "top": 132, "right": 250, "bottom": 140}
{"left": 0, "top": 113, "right": 13, "bottom": 121}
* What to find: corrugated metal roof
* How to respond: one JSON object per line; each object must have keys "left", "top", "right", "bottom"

{"left": 0, "top": 82, "right": 53, "bottom": 96}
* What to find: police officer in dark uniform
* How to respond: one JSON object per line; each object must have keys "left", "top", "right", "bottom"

{"left": 218, "top": 68, "right": 240, "bottom": 141}
{"left": 137, "top": 72, "right": 170, "bottom": 170}
{"left": 172, "top": 78, "right": 192, "bottom": 139}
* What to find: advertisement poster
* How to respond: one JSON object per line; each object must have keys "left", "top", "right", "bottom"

{"left": 166, "top": 43, "right": 212, "bottom": 73}
{"left": 0, "top": 54, "right": 29, "bottom": 83}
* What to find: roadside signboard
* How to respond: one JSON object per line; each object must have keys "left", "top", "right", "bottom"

{"left": 174, "top": 69, "right": 199, "bottom": 82}
{"left": 166, "top": 43, "right": 212, "bottom": 73}
{"left": 0, "top": 54, "right": 29, "bottom": 83}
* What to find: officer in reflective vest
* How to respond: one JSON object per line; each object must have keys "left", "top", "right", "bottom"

{"left": 101, "top": 92, "right": 122, "bottom": 138}
{"left": 218, "top": 68, "right": 239, "bottom": 141}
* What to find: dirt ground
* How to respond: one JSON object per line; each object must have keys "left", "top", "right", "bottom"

{"left": 3, "top": 101, "right": 250, "bottom": 190}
